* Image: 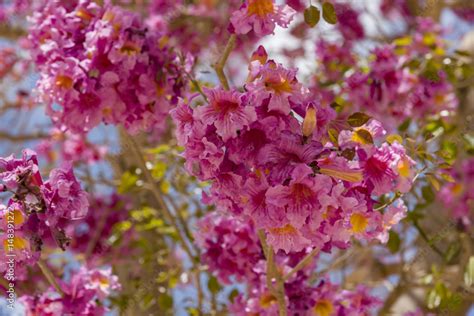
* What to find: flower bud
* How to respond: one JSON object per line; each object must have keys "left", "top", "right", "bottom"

{"left": 302, "top": 105, "right": 317, "bottom": 137}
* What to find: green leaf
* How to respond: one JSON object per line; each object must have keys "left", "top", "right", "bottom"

{"left": 228, "top": 289, "right": 240, "bottom": 303}
{"left": 158, "top": 293, "right": 173, "bottom": 310}
{"left": 422, "top": 185, "right": 435, "bottom": 204}
{"left": 398, "top": 118, "right": 411, "bottom": 132}
{"left": 386, "top": 134, "right": 403, "bottom": 144}
{"left": 353, "top": 129, "right": 374, "bottom": 145}
{"left": 445, "top": 242, "right": 460, "bottom": 263}
{"left": 322, "top": 2, "right": 337, "bottom": 24}
{"left": 387, "top": 231, "right": 401, "bottom": 253}
{"left": 304, "top": 5, "right": 320, "bottom": 27}
{"left": 394, "top": 36, "right": 412, "bottom": 46}
{"left": 328, "top": 128, "right": 339, "bottom": 146}
{"left": 465, "top": 256, "right": 474, "bottom": 287}
{"left": 426, "top": 174, "right": 440, "bottom": 191}
{"left": 347, "top": 112, "right": 371, "bottom": 127}
{"left": 118, "top": 171, "right": 138, "bottom": 194}
{"left": 427, "top": 288, "right": 441, "bottom": 309}
{"left": 208, "top": 275, "right": 221, "bottom": 294}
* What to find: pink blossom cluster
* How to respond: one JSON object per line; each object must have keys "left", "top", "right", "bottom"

{"left": 439, "top": 158, "right": 474, "bottom": 228}
{"left": 345, "top": 41, "right": 457, "bottom": 130}
{"left": 0, "top": 150, "right": 88, "bottom": 276}
{"left": 315, "top": 40, "right": 356, "bottom": 83}
{"left": 229, "top": 0, "right": 296, "bottom": 37}
{"left": 195, "top": 213, "right": 263, "bottom": 283}
{"left": 20, "top": 266, "right": 120, "bottom": 316}
{"left": 174, "top": 47, "right": 415, "bottom": 254}
{"left": 36, "top": 128, "right": 107, "bottom": 165}
{"left": 229, "top": 267, "right": 381, "bottom": 316}
{"left": 28, "top": 0, "right": 187, "bottom": 134}
{"left": 333, "top": 3, "right": 365, "bottom": 41}
{"left": 196, "top": 212, "right": 381, "bottom": 315}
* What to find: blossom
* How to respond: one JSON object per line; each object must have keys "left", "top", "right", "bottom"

{"left": 194, "top": 88, "right": 257, "bottom": 141}
{"left": 177, "top": 46, "right": 416, "bottom": 255}
{"left": 0, "top": 202, "right": 41, "bottom": 277}
{"left": 439, "top": 158, "right": 474, "bottom": 227}
{"left": 41, "top": 163, "right": 89, "bottom": 224}
{"left": 195, "top": 213, "right": 263, "bottom": 283}
{"left": 28, "top": 0, "right": 187, "bottom": 134}
{"left": 0, "top": 149, "right": 42, "bottom": 191}
{"left": 246, "top": 61, "right": 305, "bottom": 114}
{"left": 20, "top": 266, "right": 121, "bottom": 316}
{"left": 230, "top": 0, "right": 296, "bottom": 37}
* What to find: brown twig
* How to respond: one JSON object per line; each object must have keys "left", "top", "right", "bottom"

{"left": 37, "top": 259, "right": 65, "bottom": 296}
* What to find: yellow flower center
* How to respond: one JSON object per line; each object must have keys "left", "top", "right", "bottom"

{"left": 3, "top": 236, "right": 29, "bottom": 252}
{"left": 120, "top": 42, "right": 141, "bottom": 55}
{"left": 76, "top": 8, "right": 93, "bottom": 21}
{"left": 265, "top": 78, "right": 292, "bottom": 94}
{"left": 260, "top": 292, "right": 277, "bottom": 308}
{"left": 247, "top": 0, "right": 274, "bottom": 17}
{"left": 397, "top": 158, "right": 411, "bottom": 178}
{"left": 314, "top": 299, "right": 334, "bottom": 316}
{"left": 350, "top": 213, "right": 368, "bottom": 234}
{"left": 269, "top": 224, "right": 297, "bottom": 235}
{"left": 451, "top": 183, "right": 464, "bottom": 196}
{"left": 55, "top": 75, "right": 74, "bottom": 89}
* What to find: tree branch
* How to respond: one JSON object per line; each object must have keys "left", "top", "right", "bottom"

{"left": 37, "top": 259, "right": 64, "bottom": 296}
{"left": 213, "top": 34, "right": 237, "bottom": 90}
{"left": 258, "top": 229, "right": 287, "bottom": 316}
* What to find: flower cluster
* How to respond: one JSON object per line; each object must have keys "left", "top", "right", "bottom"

{"left": 229, "top": 0, "right": 296, "bottom": 37}
{"left": 196, "top": 212, "right": 381, "bottom": 315}
{"left": 333, "top": 3, "right": 365, "bottom": 41}
{"left": 345, "top": 34, "right": 457, "bottom": 130}
{"left": 174, "top": 47, "right": 415, "bottom": 254}
{"left": 0, "top": 150, "right": 88, "bottom": 276}
{"left": 28, "top": 0, "right": 187, "bottom": 134}
{"left": 230, "top": 272, "right": 381, "bottom": 315}
{"left": 36, "top": 128, "right": 107, "bottom": 165}
{"left": 194, "top": 213, "right": 263, "bottom": 283}
{"left": 20, "top": 266, "right": 120, "bottom": 316}
{"left": 439, "top": 158, "right": 474, "bottom": 228}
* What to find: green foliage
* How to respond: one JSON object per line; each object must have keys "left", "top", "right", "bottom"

{"left": 347, "top": 112, "right": 372, "bottom": 127}
{"left": 322, "top": 2, "right": 337, "bottom": 25}
{"left": 304, "top": 5, "right": 320, "bottom": 27}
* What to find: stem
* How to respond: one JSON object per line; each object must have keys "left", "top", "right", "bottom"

{"left": 257, "top": 230, "right": 287, "bottom": 316}
{"left": 185, "top": 72, "right": 208, "bottom": 102}
{"left": 37, "top": 259, "right": 64, "bottom": 296}
{"left": 85, "top": 201, "right": 112, "bottom": 259}
{"left": 283, "top": 247, "right": 319, "bottom": 282}
{"left": 413, "top": 221, "right": 445, "bottom": 259}
{"left": 195, "top": 271, "right": 203, "bottom": 314}
{"left": 163, "top": 194, "right": 199, "bottom": 256}
{"left": 213, "top": 34, "right": 237, "bottom": 90}
{"left": 122, "top": 131, "right": 197, "bottom": 262}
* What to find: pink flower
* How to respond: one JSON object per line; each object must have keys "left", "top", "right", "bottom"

{"left": 21, "top": 266, "right": 121, "bottom": 316}
{"left": 41, "top": 163, "right": 89, "bottom": 224}
{"left": 266, "top": 164, "right": 324, "bottom": 229}
{"left": 230, "top": 0, "right": 296, "bottom": 37}
{"left": 195, "top": 213, "right": 263, "bottom": 283}
{"left": 0, "top": 149, "right": 42, "bottom": 190}
{"left": 194, "top": 88, "right": 257, "bottom": 141}
{"left": 246, "top": 61, "right": 305, "bottom": 114}
{"left": 266, "top": 224, "right": 311, "bottom": 254}
{"left": 376, "top": 199, "right": 407, "bottom": 243}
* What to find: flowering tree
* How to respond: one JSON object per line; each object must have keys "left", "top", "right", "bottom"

{"left": 0, "top": 0, "right": 473, "bottom": 315}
